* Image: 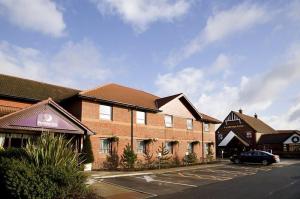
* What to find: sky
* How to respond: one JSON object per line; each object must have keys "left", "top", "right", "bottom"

{"left": 0, "top": 0, "right": 300, "bottom": 129}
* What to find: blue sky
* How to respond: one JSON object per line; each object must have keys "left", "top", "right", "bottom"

{"left": 1, "top": 0, "right": 300, "bottom": 129}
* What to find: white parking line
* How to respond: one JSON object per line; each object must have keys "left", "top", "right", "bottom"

{"left": 135, "top": 176, "right": 197, "bottom": 187}
{"left": 203, "top": 168, "right": 256, "bottom": 176}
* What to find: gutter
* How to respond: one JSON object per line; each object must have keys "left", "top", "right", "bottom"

{"left": 78, "top": 95, "right": 161, "bottom": 113}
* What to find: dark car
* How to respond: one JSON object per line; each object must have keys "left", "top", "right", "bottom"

{"left": 230, "top": 150, "right": 280, "bottom": 166}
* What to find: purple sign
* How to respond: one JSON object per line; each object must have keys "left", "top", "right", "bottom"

{"left": 37, "top": 113, "right": 58, "bottom": 128}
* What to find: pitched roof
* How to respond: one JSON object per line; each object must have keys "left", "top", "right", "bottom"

{"left": 0, "top": 105, "right": 21, "bottom": 117}
{"left": 79, "top": 83, "right": 160, "bottom": 111}
{"left": 0, "top": 98, "right": 93, "bottom": 135}
{"left": 258, "top": 132, "right": 299, "bottom": 144}
{"left": 155, "top": 93, "right": 182, "bottom": 108}
{"left": 200, "top": 113, "right": 222, "bottom": 124}
{"left": 0, "top": 74, "right": 79, "bottom": 102}
{"left": 233, "top": 111, "right": 277, "bottom": 134}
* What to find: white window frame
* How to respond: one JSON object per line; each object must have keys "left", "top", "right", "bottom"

{"left": 99, "top": 105, "right": 112, "bottom": 120}
{"left": 165, "top": 115, "right": 173, "bottom": 128}
{"left": 100, "top": 139, "right": 111, "bottom": 154}
{"left": 136, "top": 111, "right": 146, "bottom": 124}
{"left": 137, "top": 140, "right": 146, "bottom": 154}
{"left": 204, "top": 123, "right": 209, "bottom": 132}
{"left": 187, "top": 119, "right": 193, "bottom": 130}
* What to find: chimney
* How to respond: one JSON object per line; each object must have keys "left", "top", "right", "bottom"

{"left": 239, "top": 109, "right": 243, "bottom": 114}
{"left": 254, "top": 113, "right": 258, "bottom": 119}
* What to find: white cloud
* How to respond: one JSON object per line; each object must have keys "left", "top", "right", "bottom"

{"left": 263, "top": 101, "right": 300, "bottom": 130}
{"left": 91, "top": 0, "right": 190, "bottom": 32}
{"left": 0, "top": 39, "right": 112, "bottom": 89}
{"left": 156, "top": 43, "right": 300, "bottom": 123}
{"left": 165, "top": 2, "right": 268, "bottom": 67}
{"left": 0, "top": 0, "right": 66, "bottom": 37}
{"left": 155, "top": 67, "right": 215, "bottom": 98}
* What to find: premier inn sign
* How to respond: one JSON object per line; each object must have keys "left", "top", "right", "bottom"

{"left": 37, "top": 113, "right": 58, "bottom": 128}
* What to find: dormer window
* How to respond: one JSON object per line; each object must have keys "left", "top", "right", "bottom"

{"left": 165, "top": 115, "right": 173, "bottom": 127}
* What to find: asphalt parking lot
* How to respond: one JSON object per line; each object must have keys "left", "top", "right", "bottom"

{"left": 96, "top": 160, "right": 300, "bottom": 198}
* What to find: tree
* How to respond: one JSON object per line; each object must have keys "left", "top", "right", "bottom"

{"left": 143, "top": 150, "right": 155, "bottom": 169}
{"left": 120, "top": 144, "right": 137, "bottom": 169}
{"left": 103, "top": 149, "right": 119, "bottom": 170}
{"left": 82, "top": 135, "right": 94, "bottom": 164}
{"left": 183, "top": 152, "right": 197, "bottom": 165}
{"left": 156, "top": 143, "right": 171, "bottom": 167}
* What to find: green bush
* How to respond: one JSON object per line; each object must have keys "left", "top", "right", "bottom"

{"left": 183, "top": 152, "right": 197, "bottom": 164}
{"left": 0, "top": 133, "right": 91, "bottom": 199}
{"left": 25, "top": 133, "right": 81, "bottom": 168}
{"left": 82, "top": 136, "right": 94, "bottom": 164}
{"left": 103, "top": 149, "right": 119, "bottom": 170}
{"left": 120, "top": 144, "right": 137, "bottom": 169}
{"left": 0, "top": 147, "right": 27, "bottom": 160}
{"left": 156, "top": 143, "right": 171, "bottom": 168}
{"left": 0, "top": 157, "right": 87, "bottom": 199}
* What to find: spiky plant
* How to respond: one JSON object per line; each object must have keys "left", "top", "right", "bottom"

{"left": 25, "top": 133, "right": 81, "bottom": 168}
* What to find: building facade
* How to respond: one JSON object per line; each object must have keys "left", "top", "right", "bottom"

{"left": 64, "top": 84, "right": 221, "bottom": 169}
{"left": 216, "top": 110, "right": 277, "bottom": 157}
{"left": 0, "top": 74, "right": 221, "bottom": 169}
{"left": 216, "top": 110, "right": 300, "bottom": 158}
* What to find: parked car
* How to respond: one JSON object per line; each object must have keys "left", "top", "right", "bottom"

{"left": 230, "top": 150, "right": 280, "bottom": 166}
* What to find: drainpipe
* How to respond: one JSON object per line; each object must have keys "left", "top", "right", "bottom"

{"left": 202, "top": 121, "right": 204, "bottom": 162}
{"left": 130, "top": 108, "right": 134, "bottom": 151}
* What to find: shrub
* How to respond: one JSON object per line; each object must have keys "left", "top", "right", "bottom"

{"left": 156, "top": 143, "right": 171, "bottom": 168}
{"left": 0, "top": 133, "right": 89, "bottom": 199}
{"left": 143, "top": 150, "right": 155, "bottom": 169}
{"left": 0, "top": 147, "right": 27, "bottom": 160}
{"left": 0, "top": 157, "right": 88, "bottom": 199}
{"left": 82, "top": 136, "right": 94, "bottom": 164}
{"left": 103, "top": 149, "right": 119, "bottom": 170}
{"left": 25, "top": 133, "right": 81, "bottom": 168}
{"left": 120, "top": 144, "right": 137, "bottom": 169}
{"left": 183, "top": 152, "right": 197, "bottom": 165}
{"left": 172, "top": 155, "right": 181, "bottom": 166}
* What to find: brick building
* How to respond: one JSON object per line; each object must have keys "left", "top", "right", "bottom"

{"left": 0, "top": 74, "right": 221, "bottom": 169}
{"left": 216, "top": 109, "right": 300, "bottom": 158}
{"left": 216, "top": 109, "right": 277, "bottom": 157}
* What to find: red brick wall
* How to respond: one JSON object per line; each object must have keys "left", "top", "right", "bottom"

{"left": 80, "top": 100, "right": 216, "bottom": 169}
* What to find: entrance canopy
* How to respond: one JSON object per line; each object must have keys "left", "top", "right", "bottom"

{"left": 0, "top": 98, "right": 93, "bottom": 135}
{"left": 218, "top": 131, "right": 249, "bottom": 147}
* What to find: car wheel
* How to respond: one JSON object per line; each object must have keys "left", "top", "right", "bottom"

{"left": 262, "top": 160, "right": 268, "bottom": 166}
{"left": 234, "top": 159, "right": 240, "bottom": 164}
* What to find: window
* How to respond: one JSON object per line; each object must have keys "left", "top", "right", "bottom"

{"left": 136, "top": 111, "right": 146, "bottom": 124}
{"left": 187, "top": 143, "right": 193, "bottom": 154}
{"left": 100, "top": 139, "right": 111, "bottom": 153}
{"left": 246, "top": 132, "right": 252, "bottom": 138}
{"left": 165, "top": 142, "right": 173, "bottom": 154}
{"left": 100, "top": 105, "right": 112, "bottom": 120}
{"left": 187, "top": 119, "right": 193, "bottom": 130}
{"left": 204, "top": 123, "right": 209, "bottom": 132}
{"left": 165, "top": 115, "right": 173, "bottom": 127}
{"left": 137, "top": 140, "right": 146, "bottom": 153}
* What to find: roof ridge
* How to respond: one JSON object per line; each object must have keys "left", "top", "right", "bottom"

{"left": 0, "top": 73, "right": 80, "bottom": 91}
{"left": 80, "top": 82, "right": 160, "bottom": 98}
